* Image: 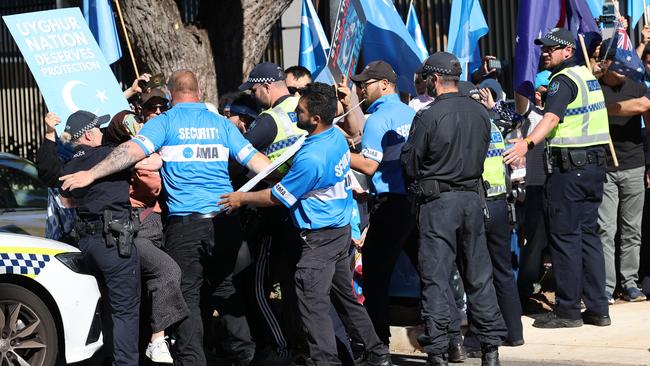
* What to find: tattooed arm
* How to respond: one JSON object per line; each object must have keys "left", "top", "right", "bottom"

{"left": 60, "top": 141, "right": 146, "bottom": 190}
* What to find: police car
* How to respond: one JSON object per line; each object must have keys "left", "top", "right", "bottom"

{"left": 0, "top": 233, "right": 102, "bottom": 365}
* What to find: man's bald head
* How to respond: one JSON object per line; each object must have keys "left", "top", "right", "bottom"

{"left": 168, "top": 70, "right": 200, "bottom": 103}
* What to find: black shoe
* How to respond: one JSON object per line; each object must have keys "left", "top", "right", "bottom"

{"left": 532, "top": 312, "right": 583, "bottom": 328}
{"left": 582, "top": 310, "right": 611, "bottom": 326}
{"left": 425, "top": 353, "right": 448, "bottom": 366}
{"left": 502, "top": 339, "right": 525, "bottom": 347}
{"left": 464, "top": 347, "right": 481, "bottom": 358}
{"left": 447, "top": 343, "right": 466, "bottom": 363}
{"left": 481, "top": 345, "right": 500, "bottom": 366}
{"left": 365, "top": 353, "right": 393, "bottom": 366}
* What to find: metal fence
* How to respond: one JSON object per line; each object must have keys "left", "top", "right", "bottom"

{"left": 0, "top": 0, "right": 55, "bottom": 162}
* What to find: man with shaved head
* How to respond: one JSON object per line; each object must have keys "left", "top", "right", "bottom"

{"left": 60, "top": 69, "right": 271, "bottom": 366}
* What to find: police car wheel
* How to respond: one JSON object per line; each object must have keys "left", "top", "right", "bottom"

{"left": 0, "top": 283, "right": 58, "bottom": 366}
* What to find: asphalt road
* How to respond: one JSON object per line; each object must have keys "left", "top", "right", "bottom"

{"left": 390, "top": 353, "right": 629, "bottom": 366}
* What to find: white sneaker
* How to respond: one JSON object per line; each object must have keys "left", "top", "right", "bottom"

{"left": 146, "top": 337, "right": 174, "bottom": 364}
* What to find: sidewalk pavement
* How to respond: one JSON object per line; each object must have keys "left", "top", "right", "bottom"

{"left": 389, "top": 301, "right": 650, "bottom": 365}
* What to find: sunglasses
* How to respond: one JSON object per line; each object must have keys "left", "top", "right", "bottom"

{"left": 358, "top": 79, "right": 381, "bottom": 90}
{"left": 143, "top": 103, "right": 168, "bottom": 112}
{"left": 541, "top": 45, "right": 566, "bottom": 53}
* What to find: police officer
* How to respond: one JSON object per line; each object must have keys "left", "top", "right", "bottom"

{"left": 219, "top": 83, "right": 392, "bottom": 366}
{"left": 347, "top": 60, "right": 418, "bottom": 348}
{"left": 400, "top": 52, "right": 507, "bottom": 366}
{"left": 457, "top": 82, "right": 524, "bottom": 355}
{"left": 60, "top": 70, "right": 272, "bottom": 366}
{"left": 59, "top": 110, "right": 140, "bottom": 366}
{"left": 504, "top": 28, "right": 611, "bottom": 328}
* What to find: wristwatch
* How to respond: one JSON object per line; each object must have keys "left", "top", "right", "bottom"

{"left": 524, "top": 137, "right": 535, "bottom": 151}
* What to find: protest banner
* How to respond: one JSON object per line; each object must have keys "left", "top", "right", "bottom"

{"left": 327, "top": 0, "right": 366, "bottom": 88}
{"left": 3, "top": 8, "right": 129, "bottom": 134}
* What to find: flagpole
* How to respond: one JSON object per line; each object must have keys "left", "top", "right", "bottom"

{"left": 113, "top": 0, "right": 140, "bottom": 78}
{"left": 578, "top": 33, "right": 619, "bottom": 168}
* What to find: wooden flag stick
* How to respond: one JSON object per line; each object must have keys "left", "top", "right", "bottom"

{"left": 113, "top": 0, "right": 139, "bottom": 78}
{"left": 644, "top": 0, "right": 649, "bottom": 24}
{"left": 578, "top": 34, "right": 619, "bottom": 167}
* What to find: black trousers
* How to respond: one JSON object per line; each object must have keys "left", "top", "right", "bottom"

{"left": 79, "top": 232, "right": 140, "bottom": 366}
{"left": 164, "top": 214, "right": 254, "bottom": 366}
{"left": 518, "top": 185, "right": 549, "bottom": 302}
{"left": 295, "top": 225, "right": 388, "bottom": 365}
{"left": 416, "top": 191, "right": 507, "bottom": 355}
{"left": 362, "top": 194, "right": 418, "bottom": 345}
{"left": 544, "top": 160, "right": 608, "bottom": 319}
{"left": 464, "top": 199, "right": 523, "bottom": 349}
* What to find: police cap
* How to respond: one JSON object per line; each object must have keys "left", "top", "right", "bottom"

{"left": 534, "top": 28, "right": 576, "bottom": 49}
{"left": 239, "top": 62, "right": 286, "bottom": 91}
{"left": 418, "top": 52, "right": 462, "bottom": 79}
{"left": 65, "top": 110, "right": 110, "bottom": 141}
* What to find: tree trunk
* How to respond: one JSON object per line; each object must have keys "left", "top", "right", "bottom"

{"left": 117, "top": 0, "right": 293, "bottom": 103}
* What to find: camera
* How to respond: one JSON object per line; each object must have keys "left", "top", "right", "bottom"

{"left": 487, "top": 59, "right": 508, "bottom": 75}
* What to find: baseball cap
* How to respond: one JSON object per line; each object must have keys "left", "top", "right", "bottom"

{"left": 350, "top": 60, "right": 398, "bottom": 84}
{"left": 141, "top": 88, "right": 168, "bottom": 106}
{"left": 418, "top": 52, "right": 463, "bottom": 79}
{"left": 457, "top": 81, "right": 480, "bottom": 99}
{"left": 64, "top": 110, "right": 110, "bottom": 141}
{"left": 534, "top": 28, "right": 576, "bottom": 48}
{"left": 479, "top": 79, "right": 504, "bottom": 102}
{"left": 239, "top": 62, "right": 286, "bottom": 91}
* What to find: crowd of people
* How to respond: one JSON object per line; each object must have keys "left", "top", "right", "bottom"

{"left": 35, "top": 21, "right": 650, "bottom": 366}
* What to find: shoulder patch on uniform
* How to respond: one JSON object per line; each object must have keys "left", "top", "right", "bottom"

{"left": 548, "top": 80, "right": 560, "bottom": 96}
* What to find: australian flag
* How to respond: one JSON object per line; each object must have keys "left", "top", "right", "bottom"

{"left": 607, "top": 23, "right": 645, "bottom": 82}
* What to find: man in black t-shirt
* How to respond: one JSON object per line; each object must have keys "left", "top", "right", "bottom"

{"left": 597, "top": 42, "right": 648, "bottom": 303}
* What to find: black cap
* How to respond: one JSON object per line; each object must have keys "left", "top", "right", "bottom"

{"left": 419, "top": 52, "right": 462, "bottom": 79}
{"left": 457, "top": 81, "right": 479, "bottom": 98}
{"left": 350, "top": 60, "right": 398, "bottom": 83}
{"left": 64, "top": 110, "right": 110, "bottom": 141}
{"left": 534, "top": 28, "right": 576, "bottom": 48}
{"left": 141, "top": 88, "right": 168, "bottom": 105}
{"left": 239, "top": 62, "right": 286, "bottom": 91}
{"left": 599, "top": 37, "right": 618, "bottom": 60}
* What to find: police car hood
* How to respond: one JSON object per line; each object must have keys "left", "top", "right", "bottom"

{"left": 0, "top": 232, "right": 80, "bottom": 253}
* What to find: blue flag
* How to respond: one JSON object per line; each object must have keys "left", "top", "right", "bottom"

{"left": 406, "top": 1, "right": 428, "bottom": 60}
{"left": 585, "top": 0, "right": 604, "bottom": 17}
{"left": 514, "top": 1, "right": 561, "bottom": 98}
{"left": 628, "top": 0, "right": 645, "bottom": 29}
{"left": 359, "top": 0, "right": 426, "bottom": 95}
{"left": 83, "top": 0, "right": 121, "bottom": 64}
{"left": 446, "top": 0, "right": 488, "bottom": 80}
{"left": 299, "top": 0, "right": 330, "bottom": 75}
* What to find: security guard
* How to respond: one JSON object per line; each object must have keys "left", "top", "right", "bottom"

{"left": 457, "top": 82, "right": 524, "bottom": 356}
{"left": 59, "top": 110, "right": 140, "bottom": 366}
{"left": 239, "top": 62, "right": 306, "bottom": 358}
{"left": 219, "top": 83, "right": 392, "bottom": 366}
{"left": 504, "top": 28, "right": 611, "bottom": 328}
{"left": 347, "top": 60, "right": 418, "bottom": 348}
{"left": 400, "top": 52, "right": 506, "bottom": 366}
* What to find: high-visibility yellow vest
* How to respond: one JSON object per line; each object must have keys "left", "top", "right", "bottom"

{"left": 259, "top": 96, "right": 306, "bottom": 173}
{"left": 483, "top": 121, "right": 507, "bottom": 197}
{"left": 547, "top": 65, "right": 609, "bottom": 148}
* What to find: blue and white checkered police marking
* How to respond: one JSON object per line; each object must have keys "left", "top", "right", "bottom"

{"left": 0, "top": 253, "right": 51, "bottom": 276}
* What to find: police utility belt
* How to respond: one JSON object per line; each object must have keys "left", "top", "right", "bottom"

{"left": 75, "top": 210, "right": 139, "bottom": 258}
{"left": 407, "top": 178, "right": 479, "bottom": 204}
{"left": 546, "top": 147, "right": 605, "bottom": 173}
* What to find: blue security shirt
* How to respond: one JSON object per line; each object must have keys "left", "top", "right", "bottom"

{"left": 271, "top": 127, "right": 354, "bottom": 230}
{"left": 361, "top": 93, "right": 415, "bottom": 195}
{"left": 132, "top": 103, "right": 257, "bottom": 216}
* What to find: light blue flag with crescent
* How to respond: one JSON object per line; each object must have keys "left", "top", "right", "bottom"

{"left": 406, "top": 1, "right": 428, "bottom": 60}
{"left": 299, "top": 0, "right": 330, "bottom": 75}
{"left": 2, "top": 8, "right": 130, "bottom": 134}
{"left": 447, "top": 0, "right": 488, "bottom": 80}
{"left": 628, "top": 0, "right": 645, "bottom": 28}
{"left": 83, "top": 0, "right": 121, "bottom": 64}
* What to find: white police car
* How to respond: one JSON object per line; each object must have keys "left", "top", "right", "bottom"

{"left": 0, "top": 233, "right": 102, "bottom": 365}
